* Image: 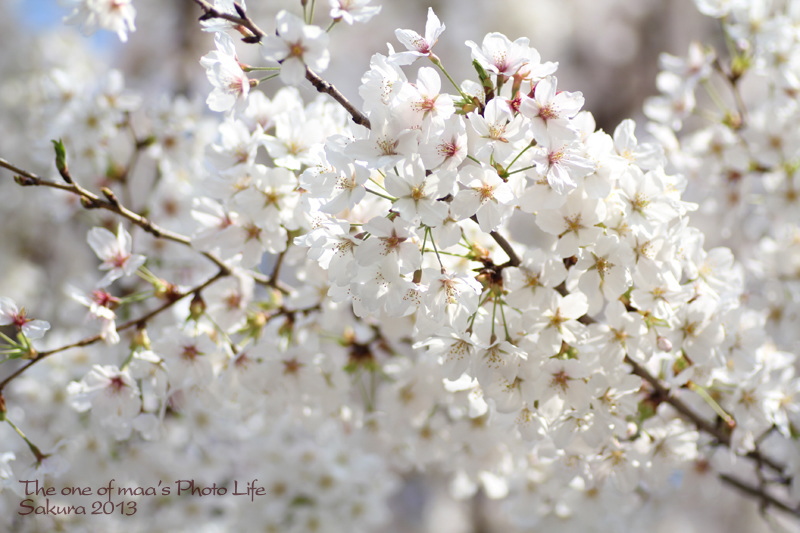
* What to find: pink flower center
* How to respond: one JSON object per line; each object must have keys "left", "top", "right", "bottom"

{"left": 438, "top": 140, "right": 459, "bottom": 159}
{"left": 92, "top": 290, "right": 120, "bottom": 308}
{"left": 181, "top": 344, "right": 201, "bottom": 361}
{"left": 111, "top": 252, "right": 130, "bottom": 268}
{"left": 12, "top": 310, "right": 32, "bottom": 328}
{"left": 108, "top": 376, "right": 127, "bottom": 393}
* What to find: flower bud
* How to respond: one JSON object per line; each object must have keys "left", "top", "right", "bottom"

{"left": 656, "top": 336, "right": 673, "bottom": 352}
{"left": 189, "top": 292, "right": 206, "bottom": 321}
{"left": 51, "top": 139, "right": 72, "bottom": 183}
{"left": 131, "top": 326, "right": 151, "bottom": 351}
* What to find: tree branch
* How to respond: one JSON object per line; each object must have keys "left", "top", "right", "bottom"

{"left": 719, "top": 473, "right": 800, "bottom": 518}
{"left": 304, "top": 68, "right": 371, "bottom": 129}
{"left": 191, "top": 0, "right": 265, "bottom": 40}
{"left": 0, "top": 157, "right": 276, "bottom": 285}
{"left": 0, "top": 269, "right": 228, "bottom": 392}
{"left": 624, "top": 355, "right": 785, "bottom": 476}
{"left": 489, "top": 230, "right": 521, "bottom": 267}
{"left": 191, "top": 0, "right": 371, "bottom": 129}
{"left": 624, "top": 354, "right": 800, "bottom": 517}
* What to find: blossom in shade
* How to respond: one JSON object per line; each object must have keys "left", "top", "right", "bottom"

{"left": 0, "top": 298, "right": 50, "bottom": 340}
{"left": 87, "top": 223, "right": 146, "bottom": 287}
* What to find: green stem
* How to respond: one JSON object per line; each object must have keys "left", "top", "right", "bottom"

{"left": 6, "top": 417, "right": 47, "bottom": 464}
{"left": 506, "top": 164, "right": 537, "bottom": 176}
{"left": 506, "top": 142, "right": 536, "bottom": 172}
{"left": 365, "top": 188, "right": 396, "bottom": 202}
{"left": 430, "top": 56, "right": 471, "bottom": 101}
{"left": 426, "top": 227, "right": 445, "bottom": 271}
{"left": 499, "top": 300, "right": 511, "bottom": 341}
{"left": 258, "top": 73, "right": 281, "bottom": 84}
{"left": 0, "top": 331, "right": 17, "bottom": 346}
{"left": 688, "top": 382, "right": 735, "bottom": 427}
{"left": 242, "top": 66, "right": 281, "bottom": 72}
{"left": 490, "top": 295, "right": 499, "bottom": 343}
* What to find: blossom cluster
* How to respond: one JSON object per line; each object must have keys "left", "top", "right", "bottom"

{"left": 1, "top": 0, "right": 800, "bottom": 531}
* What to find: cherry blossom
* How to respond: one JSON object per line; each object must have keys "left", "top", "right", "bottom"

{"left": 262, "top": 11, "right": 330, "bottom": 85}
{"left": 0, "top": 297, "right": 50, "bottom": 340}
{"left": 86, "top": 223, "right": 146, "bottom": 287}
{"left": 200, "top": 32, "right": 251, "bottom": 113}
{"left": 63, "top": 0, "right": 136, "bottom": 42}
{"left": 3, "top": 1, "right": 800, "bottom": 530}
{"left": 329, "top": 0, "right": 381, "bottom": 25}
{"left": 394, "top": 7, "right": 445, "bottom": 62}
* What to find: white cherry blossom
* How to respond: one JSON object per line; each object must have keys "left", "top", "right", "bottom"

{"left": 262, "top": 11, "right": 330, "bottom": 85}
{"left": 87, "top": 223, "right": 146, "bottom": 287}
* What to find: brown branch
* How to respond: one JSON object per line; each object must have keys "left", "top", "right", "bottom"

{"left": 304, "top": 68, "right": 371, "bottom": 129}
{"left": 0, "top": 157, "right": 278, "bottom": 285}
{"left": 624, "top": 355, "right": 800, "bottom": 517}
{"left": 626, "top": 355, "right": 731, "bottom": 443}
{"left": 0, "top": 269, "right": 228, "bottom": 392}
{"left": 190, "top": 0, "right": 370, "bottom": 129}
{"left": 625, "top": 355, "right": 786, "bottom": 475}
{"left": 719, "top": 473, "right": 800, "bottom": 518}
{"left": 489, "top": 230, "right": 521, "bottom": 267}
{"left": 268, "top": 248, "right": 288, "bottom": 289}
{"left": 468, "top": 214, "right": 522, "bottom": 268}
{"left": 191, "top": 0, "right": 265, "bottom": 40}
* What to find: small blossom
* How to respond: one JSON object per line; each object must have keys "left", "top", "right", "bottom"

{"left": 200, "top": 32, "right": 251, "bottom": 113}
{"left": 87, "top": 223, "right": 146, "bottom": 287}
{"left": 67, "top": 365, "right": 142, "bottom": 440}
{"left": 63, "top": 0, "right": 136, "bottom": 42}
{"left": 0, "top": 297, "right": 50, "bottom": 340}
{"left": 394, "top": 7, "right": 445, "bottom": 62}
{"left": 329, "top": 0, "right": 381, "bottom": 25}
{"left": 262, "top": 11, "right": 330, "bottom": 85}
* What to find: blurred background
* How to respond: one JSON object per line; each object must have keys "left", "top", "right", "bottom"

{"left": 16, "top": 0, "right": 717, "bottom": 129}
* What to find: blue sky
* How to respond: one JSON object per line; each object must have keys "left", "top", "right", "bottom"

{"left": 17, "top": 0, "right": 63, "bottom": 27}
{"left": 17, "top": 0, "right": 116, "bottom": 49}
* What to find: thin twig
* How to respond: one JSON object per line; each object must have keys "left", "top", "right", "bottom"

{"left": 0, "top": 157, "right": 276, "bottom": 285}
{"left": 305, "top": 68, "right": 371, "bottom": 128}
{"left": 719, "top": 473, "right": 800, "bottom": 518}
{"left": 0, "top": 269, "right": 228, "bottom": 392}
{"left": 625, "top": 355, "right": 786, "bottom": 476}
{"left": 489, "top": 230, "right": 521, "bottom": 267}
{"left": 191, "top": 0, "right": 265, "bottom": 40}
{"left": 468, "top": 214, "right": 522, "bottom": 268}
{"left": 191, "top": 0, "right": 371, "bottom": 129}
{"left": 269, "top": 249, "right": 287, "bottom": 288}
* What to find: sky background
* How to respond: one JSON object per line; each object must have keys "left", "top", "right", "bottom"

{"left": 17, "top": 0, "right": 61, "bottom": 26}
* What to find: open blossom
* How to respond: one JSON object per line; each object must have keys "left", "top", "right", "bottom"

{"left": 67, "top": 287, "right": 120, "bottom": 344}
{"left": 63, "top": 0, "right": 136, "bottom": 42}
{"left": 450, "top": 164, "right": 515, "bottom": 232}
{"left": 0, "top": 297, "right": 50, "bottom": 340}
{"left": 384, "top": 155, "right": 449, "bottom": 226}
{"left": 201, "top": 0, "right": 248, "bottom": 33}
{"left": 520, "top": 76, "right": 585, "bottom": 142}
{"left": 200, "top": 32, "right": 251, "bottom": 113}
{"left": 87, "top": 223, "right": 146, "bottom": 287}
{"left": 394, "top": 7, "right": 445, "bottom": 62}
{"left": 466, "top": 33, "right": 533, "bottom": 78}
{"left": 329, "top": 0, "right": 381, "bottom": 25}
{"left": 354, "top": 216, "right": 421, "bottom": 274}
{"left": 262, "top": 11, "right": 330, "bottom": 85}
{"left": 67, "top": 365, "right": 142, "bottom": 440}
